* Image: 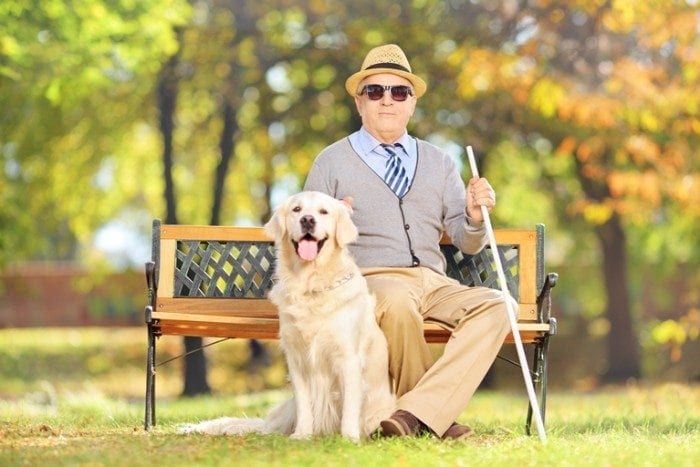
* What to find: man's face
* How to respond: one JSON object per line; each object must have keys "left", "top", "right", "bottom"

{"left": 354, "top": 73, "right": 417, "bottom": 142}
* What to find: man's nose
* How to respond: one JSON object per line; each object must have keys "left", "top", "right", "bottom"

{"left": 381, "top": 89, "right": 393, "bottom": 104}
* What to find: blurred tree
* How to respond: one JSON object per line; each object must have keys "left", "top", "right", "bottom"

{"left": 0, "top": 0, "right": 190, "bottom": 266}
{"left": 2, "top": 0, "right": 697, "bottom": 389}
{"left": 155, "top": 26, "right": 214, "bottom": 396}
{"left": 449, "top": 0, "right": 699, "bottom": 381}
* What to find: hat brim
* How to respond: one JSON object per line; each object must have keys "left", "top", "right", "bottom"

{"left": 345, "top": 68, "right": 427, "bottom": 98}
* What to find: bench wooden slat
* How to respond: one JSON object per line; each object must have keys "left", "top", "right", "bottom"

{"left": 158, "top": 238, "right": 176, "bottom": 298}
{"left": 154, "top": 297, "right": 536, "bottom": 321}
{"left": 160, "top": 224, "right": 271, "bottom": 241}
{"left": 158, "top": 224, "right": 536, "bottom": 244}
{"left": 152, "top": 311, "right": 279, "bottom": 339}
{"left": 150, "top": 312, "right": 550, "bottom": 344}
{"left": 156, "top": 297, "right": 279, "bottom": 317}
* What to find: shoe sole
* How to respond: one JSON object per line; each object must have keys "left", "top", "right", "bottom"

{"left": 442, "top": 426, "right": 474, "bottom": 440}
{"left": 380, "top": 418, "right": 409, "bottom": 437}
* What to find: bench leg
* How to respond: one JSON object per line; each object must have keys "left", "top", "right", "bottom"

{"left": 145, "top": 322, "right": 157, "bottom": 430}
{"left": 525, "top": 335, "right": 549, "bottom": 435}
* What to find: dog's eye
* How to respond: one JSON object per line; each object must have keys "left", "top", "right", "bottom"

{"left": 319, "top": 208, "right": 328, "bottom": 215}
{"left": 292, "top": 206, "right": 301, "bottom": 213}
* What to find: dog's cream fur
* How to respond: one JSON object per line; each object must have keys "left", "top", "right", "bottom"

{"left": 180, "top": 191, "right": 395, "bottom": 441}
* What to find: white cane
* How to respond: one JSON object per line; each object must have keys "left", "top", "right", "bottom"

{"left": 466, "top": 145, "right": 547, "bottom": 443}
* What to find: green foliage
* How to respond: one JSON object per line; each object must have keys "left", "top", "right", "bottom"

{"left": 1, "top": 0, "right": 698, "bottom": 374}
{"left": 4, "top": 0, "right": 696, "bottom": 259}
{"left": 0, "top": 0, "right": 190, "bottom": 262}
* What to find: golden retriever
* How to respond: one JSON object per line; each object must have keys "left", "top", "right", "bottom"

{"left": 180, "top": 191, "right": 395, "bottom": 441}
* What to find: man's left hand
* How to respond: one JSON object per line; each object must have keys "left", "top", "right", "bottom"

{"left": 466, "top": 177, "right": 496, "bottom": 222}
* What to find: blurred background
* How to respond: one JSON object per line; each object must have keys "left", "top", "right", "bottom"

{"left": 1, "top": 0, "right": 698, "bottom": 400}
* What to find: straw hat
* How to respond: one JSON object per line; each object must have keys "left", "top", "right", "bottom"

{"left": 345, "top": 44, "right": 427, "bottom": 98}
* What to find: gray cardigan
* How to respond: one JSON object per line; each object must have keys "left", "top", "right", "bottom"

{"left": 303, "top": 137, "right": 487, "bottom": 275}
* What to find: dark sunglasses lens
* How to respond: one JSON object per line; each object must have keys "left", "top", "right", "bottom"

{"left": 365, "top": 85, "right": 384, "bottom": 100}
{"left": 390, "top": 86, "right": 410, "bottom": 101}
{"left": 363, "top": 85, "right": 411, "bottom": 101}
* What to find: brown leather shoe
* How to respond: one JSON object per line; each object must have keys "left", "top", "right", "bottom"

{"left": 380, "top": 410, "right": 427, "bottom": 437}
{"left": 442, "top": 422, "right": 474, "bottom": 440}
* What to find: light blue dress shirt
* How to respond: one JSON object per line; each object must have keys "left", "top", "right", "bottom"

{"left": 348, "top": 127, "right": 417, "bottom": 187}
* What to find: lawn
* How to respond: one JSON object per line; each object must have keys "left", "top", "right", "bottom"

{"left": 1, "top": 328, "right": 698, "bottom": 466}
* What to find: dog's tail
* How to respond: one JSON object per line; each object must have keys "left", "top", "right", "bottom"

{"left": 179, "top": 416, "right": 266, "bottom": 435}
{"left": 179, "top": 398, "right": 296, "bottom": 436}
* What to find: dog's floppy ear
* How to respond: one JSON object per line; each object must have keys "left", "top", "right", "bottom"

{"left": 334, "top": 199, "right": 358, "bottom": 247}
{"left": 264, "top": 201, "right": 287, "bottom": 241}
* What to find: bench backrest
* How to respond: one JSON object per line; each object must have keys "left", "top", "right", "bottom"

{"left": 150, "top": 220, "right": 544, "bottom": 322}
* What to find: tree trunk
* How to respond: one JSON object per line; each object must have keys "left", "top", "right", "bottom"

{"left": 157, "top": 52, "right": 179, "bottom": 226}
{"left": 210, "top": 101, "right": 236, "bottom": 226}
{"left": 182, "top": 337, "right": 212, "bottom": 395}
{"left": 157, "top": 32, "right": 211, "bottom": 397}
{"left": 596, "top": 214, "right": 641, "bottom": 381}
{"left": 573, "top": 148, "right": 641, "bottom": 383}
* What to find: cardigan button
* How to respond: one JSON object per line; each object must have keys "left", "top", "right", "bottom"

{"left": 405, "top": 224, "right": 410, "bottom": 230}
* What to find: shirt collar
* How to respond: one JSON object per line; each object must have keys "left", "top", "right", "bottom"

{"left": 358, "top": 127, "right": 411, "bottom": 157}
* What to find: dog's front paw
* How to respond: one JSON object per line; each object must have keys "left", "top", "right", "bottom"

{"left": 341, "top": 428, "right": 361, "bottom": 443}
{"left": 290, "top": 430, "right": 312, "bottom": 440}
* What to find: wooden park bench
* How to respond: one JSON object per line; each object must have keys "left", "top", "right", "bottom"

{"left": 143, "top": 219, "right": 558, "bottom": 434}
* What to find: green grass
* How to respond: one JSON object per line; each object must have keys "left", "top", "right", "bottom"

{"left": 1, "top": 328, "right": 698, "bottom": 466}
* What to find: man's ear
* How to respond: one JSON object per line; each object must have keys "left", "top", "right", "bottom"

{"left": 354, "top": 95, "right": 363, "bottom": 117}
{"left": 335, "top": 200, "right": 358, "bottom": 247}
{"left": 263, "top": 201, "right": 287, "bottom": 241}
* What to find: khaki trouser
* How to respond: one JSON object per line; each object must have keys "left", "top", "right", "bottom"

{"left": 362, "top": 266, "right": 512, "bottom": 437}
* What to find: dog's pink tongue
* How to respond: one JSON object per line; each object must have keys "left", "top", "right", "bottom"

{"left": 297, "top": 239, "right": 319, "bottom": 261}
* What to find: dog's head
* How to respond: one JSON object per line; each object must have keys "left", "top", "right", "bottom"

{"left": 264, "top": 191, "right": 357, "bottom": 262}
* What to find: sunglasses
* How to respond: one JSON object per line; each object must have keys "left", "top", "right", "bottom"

{"left": 359, "top": 84, "right": 414, "bottom": 102}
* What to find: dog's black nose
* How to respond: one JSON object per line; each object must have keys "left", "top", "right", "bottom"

{"left": 300, "top": 215, "right": 315, "bottom": 232}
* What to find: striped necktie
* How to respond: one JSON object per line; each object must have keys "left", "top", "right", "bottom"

{"left": 381, "top": 143, "right": 409, "bottom": 197}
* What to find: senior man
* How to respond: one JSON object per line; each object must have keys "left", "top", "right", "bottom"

{"left": 303, "top": 44, "right": 512, "bottom": 440}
